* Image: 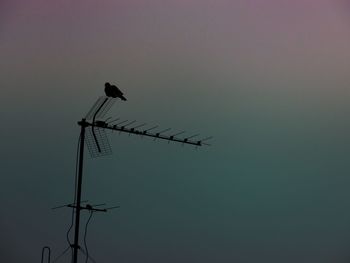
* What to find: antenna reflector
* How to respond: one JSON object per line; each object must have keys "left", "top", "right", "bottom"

{"left": 85, "top": 126, "right": 112, "bottom": 158}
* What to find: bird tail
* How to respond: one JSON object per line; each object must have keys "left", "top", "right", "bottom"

{"left": 120, "top": 95, "right": 127, "bottom": 101}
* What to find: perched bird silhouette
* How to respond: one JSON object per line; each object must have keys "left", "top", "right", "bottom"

{"left": 104, "top": 82, "right": 127, "bottom": 101}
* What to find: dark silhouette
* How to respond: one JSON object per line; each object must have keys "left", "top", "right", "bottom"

{"left": 46, "top": 89, "right": 211, "bottom": 263}
{"left": 104, "top": 82, "right": 127, "bottom": 101}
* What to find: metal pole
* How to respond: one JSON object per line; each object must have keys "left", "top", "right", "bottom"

{"left": 73, "top": 118, "right": 87, "bottom": 263}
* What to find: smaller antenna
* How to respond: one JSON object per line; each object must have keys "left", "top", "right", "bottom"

{"left": 66, "top": 203, "right": 120, "bottom": 213}
{"left": 52, "top": 200, "right": 89, "bottom": 210}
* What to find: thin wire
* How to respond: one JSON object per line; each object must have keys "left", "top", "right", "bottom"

{"left": 84, "top": 211, "right": 94, "bottom": 263}
{"left": 52, "top": 246, "right": 71, "bottom": 263}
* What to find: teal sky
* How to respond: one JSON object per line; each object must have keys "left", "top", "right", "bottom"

{"left": 2, "top": 1, "right": 350, "bottom": 262}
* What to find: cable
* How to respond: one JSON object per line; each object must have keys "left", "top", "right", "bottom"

{"left": 41, "top": 246, "right": 51, "bottom": 263}
{"left": 84, "top": 211, "right": 94, "bottom": 263}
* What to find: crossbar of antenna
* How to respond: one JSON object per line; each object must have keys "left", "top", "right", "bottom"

{"left": 67, "top": 204, "right": 108, "bottom": 213}
{"left": 52, "top": 200, "right": 89, "bottom": 210}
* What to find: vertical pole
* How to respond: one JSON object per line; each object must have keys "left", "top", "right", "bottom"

{"left": 73, "top": 118, "right": 87, "bottom": 263}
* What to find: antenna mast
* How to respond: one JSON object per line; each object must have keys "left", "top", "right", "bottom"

{"left": 72, "top": 118, "right": 87, "bottom": 263}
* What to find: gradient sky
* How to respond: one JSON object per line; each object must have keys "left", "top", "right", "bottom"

{"left": 2, "top": 1, "right": 350, "bottom": 262}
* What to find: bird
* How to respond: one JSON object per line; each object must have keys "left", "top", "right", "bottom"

{"left": 104, "top": 82, "right": 127, "bottom": 101}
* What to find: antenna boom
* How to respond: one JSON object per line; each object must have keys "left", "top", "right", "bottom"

{"left": 84, "top": 121, "right": 205, "bottom": 146}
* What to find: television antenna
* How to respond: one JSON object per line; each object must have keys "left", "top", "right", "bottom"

{"left": 53, "top": 84, "right": 211, "bottom": 263}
